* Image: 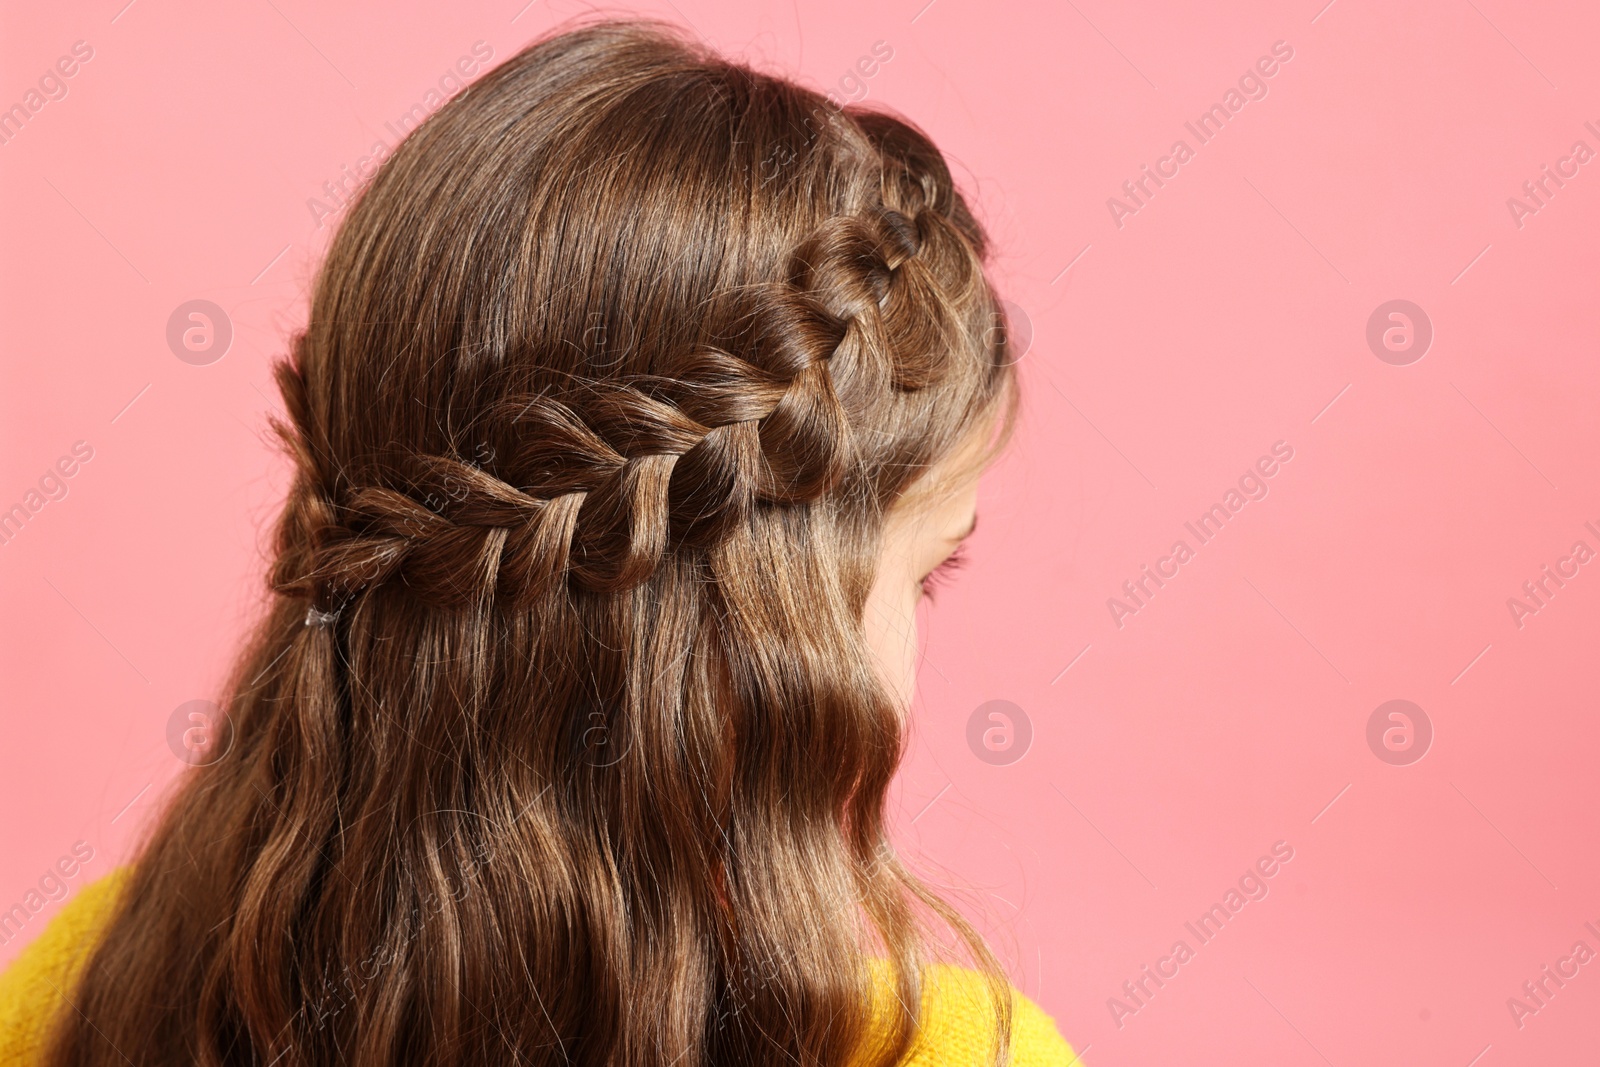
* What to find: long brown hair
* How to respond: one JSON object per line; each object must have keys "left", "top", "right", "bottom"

{"left": 51, "top": 18, "right": 1018, "bottom": 1067}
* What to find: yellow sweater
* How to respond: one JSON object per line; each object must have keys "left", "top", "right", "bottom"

{"left": 0, "top": 868, "right": 1079, "bottom": 1066}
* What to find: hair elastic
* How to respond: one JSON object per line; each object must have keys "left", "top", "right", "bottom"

{"left": 303, "top": 605, "right": 341, "bottom": 627}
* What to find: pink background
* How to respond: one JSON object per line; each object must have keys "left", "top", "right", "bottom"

{"left": 4, "top": 0, "right": 1599, "bottom": 1062}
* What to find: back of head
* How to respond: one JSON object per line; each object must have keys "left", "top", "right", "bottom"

{"left": 53, "top": 18, "right": 1018, "bottom": 1067}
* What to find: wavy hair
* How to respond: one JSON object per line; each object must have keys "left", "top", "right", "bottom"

{"left": 50, "top": 19, "right": 1019, "bottom": 1067}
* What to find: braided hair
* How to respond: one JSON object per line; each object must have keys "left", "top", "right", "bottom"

{"left": 53, "top": 18, "right": 1019, "bottom": 1067}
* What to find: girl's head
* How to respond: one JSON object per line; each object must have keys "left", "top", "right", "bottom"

{"left": 55, "top": 18, "right": 1018, "bottom": 1067}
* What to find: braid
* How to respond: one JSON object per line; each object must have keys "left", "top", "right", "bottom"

{"left": 56, "top": 24, "right": 1025, "bottom": 1067}
{"left": 272, "top": 202, "right": 948, "bottom": 612}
